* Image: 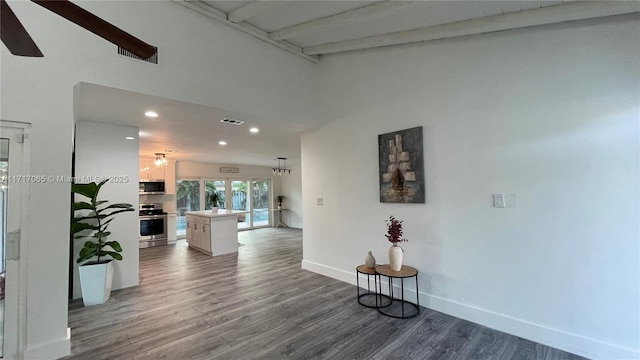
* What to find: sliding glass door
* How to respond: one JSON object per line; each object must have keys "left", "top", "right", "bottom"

{"left": 204, "top": 180, "right": 225, "bottom": 210}
{"left": 252, "top": 180, "right": 269, "bottom": 227}
{"left": 176, "top": 180, "right": 200, "bottom": 237}
{"left": 176, "top": 177, "right": 271, "bottom": 234}
{"left": 231, "top": 180, "right": 250, "bottom": 229}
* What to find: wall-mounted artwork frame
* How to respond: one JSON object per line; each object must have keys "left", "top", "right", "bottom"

{"left": 378, "top": 126, "right": 425, "bottom": 203}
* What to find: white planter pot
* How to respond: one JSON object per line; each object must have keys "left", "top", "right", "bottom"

{"left": 388, "top": 245, "right": 403, "bottom": 271}
{"left": 212, "top": 207, "right": 219, "bottom": 213}
{"left": 79, "top": 260, "right": 114, "bottom": 306}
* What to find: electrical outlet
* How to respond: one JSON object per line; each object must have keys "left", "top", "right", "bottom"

{"left": 493, "top": 194, "right": 506, "bottom": 208}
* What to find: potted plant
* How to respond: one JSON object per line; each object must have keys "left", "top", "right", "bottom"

{"left": 71, "top": 179, "right": 134, "bottom": 306}
{"left": 209, "top": 192, "right": 221, "bottom": 212}
{"left": 277, "top": 195, "right": 285, "bottom": 210}
{"left": 385, "top": 215, "right": 408, "bottom": 271}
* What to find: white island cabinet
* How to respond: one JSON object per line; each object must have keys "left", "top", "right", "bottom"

{"left": 184, "top": 210, "right": 247, "bottom": 256}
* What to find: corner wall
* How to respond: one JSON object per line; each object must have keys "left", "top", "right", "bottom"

{"left": 302, "top": 15, "right": 640, "bottom": 359}
{"left": 73, "top": 121, "right": 140, "bottom": 299}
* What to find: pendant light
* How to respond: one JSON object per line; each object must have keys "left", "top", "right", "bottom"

{"left": 154, "top": 153, "right": 167, "bottom": 167}
{"left": 272, "top": 157, "right": 291, "bottom": 176}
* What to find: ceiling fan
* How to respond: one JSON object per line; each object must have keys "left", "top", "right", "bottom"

{"left": 1, "top": 0, "right": 155, "bottom": 59}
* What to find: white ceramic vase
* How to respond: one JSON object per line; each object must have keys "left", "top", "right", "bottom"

{"left": 388, "top": 244, "right": 403, "bottom": 271}
{"left": 212, "top": 207, "right": 218, "bottom": 213}
{"left": 365, "top": 251, "right": 376, "bottom": 268}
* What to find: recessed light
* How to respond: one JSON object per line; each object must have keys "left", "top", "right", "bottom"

{"left": 145, "top": 111, "right": 159, "bottom": 118}
{"left": 219, "top": 141, "right": 227, "bottom": 146}
{"left": 125, "top": 136, "right": 135, "bottom": 140}
{"left": 249, "top": 127, "right": 259, "bottom": 133}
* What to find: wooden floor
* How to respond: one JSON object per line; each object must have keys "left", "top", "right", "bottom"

{"left": 65, "top": 228, "right": 586, "bottom": 360}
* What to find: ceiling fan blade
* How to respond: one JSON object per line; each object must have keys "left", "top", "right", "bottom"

{"left": 32, "top": 0, "right": 156, "bottom": 59}
{"left": 1, "top": 0, "right": 44, "bottom": 57}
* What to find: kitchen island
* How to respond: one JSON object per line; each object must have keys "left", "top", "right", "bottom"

{"left": 184, "top": 210, "right": 248, "bottom": 256}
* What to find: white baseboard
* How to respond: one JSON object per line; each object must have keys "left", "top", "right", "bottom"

{"left": 24, "top": 327, "right": 71, "bottom": 360}
{"left": 301, "top": 260, "right": 640, "bottom": 360}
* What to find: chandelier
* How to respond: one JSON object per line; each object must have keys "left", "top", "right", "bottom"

{"left": 154, "top": 153, "right": 167, "bottom": 167}
{"left": 272, "top": 157, "right": 291, "bottom": 175}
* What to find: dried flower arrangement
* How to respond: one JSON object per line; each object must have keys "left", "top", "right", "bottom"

{"left": 385, "top": 215, "right": 408, "bottom": 245}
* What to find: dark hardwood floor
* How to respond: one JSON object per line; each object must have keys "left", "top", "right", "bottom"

{"left": 65, "top": 228, "right": 587, "bottom": 360}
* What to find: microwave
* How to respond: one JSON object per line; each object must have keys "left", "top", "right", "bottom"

{"left": 139, "top": 180, "right": 165, "bottom": 195}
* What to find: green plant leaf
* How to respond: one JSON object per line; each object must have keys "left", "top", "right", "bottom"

{"left": 72, "top": 201, "right": 94, "bottom": 211}
{"left": 70, "top": 180, "right": 132, "bottom": 263}
{"left": 105, "top": 241, "right": 122, "bottom": 252}
{"left": 99, "top": 251, "right": 122, "bottom": 261}
{"left": 82, "top": 241, "right": 99, "bottom": 249}
{"left": 103, "top": 203, "right": 134, "bottom": 209}
{"left": 71, "top": 182, "right": 99, "bottom": 199}
{"left": 93, "top": 180, "right": 109, "bottom": 203}
{"left": 95, "top": 231, "right": 111, "bottom": 239}
{"left": 78, "top": 242, "right": 99, "bottom": 263}
{"left": 77, "top": 253, "right": 94, "bottom": 264}
{"left": 71, "top": 222, "right": 99, "bottom": 235}
{"left": 97, "top": 209, "right": 135, "bottom": 218}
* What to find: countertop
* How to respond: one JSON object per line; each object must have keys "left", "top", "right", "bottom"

{"left": 185, "top": 210, "right": 249, "bottom": 218}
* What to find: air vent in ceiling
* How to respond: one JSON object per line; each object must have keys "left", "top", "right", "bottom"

{"left": 221, "top": 118, "right": 245, "bottom": 125}
{"left": 118, "top": 46, "right": 158, "bottom": 64}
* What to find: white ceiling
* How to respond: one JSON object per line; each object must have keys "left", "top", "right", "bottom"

{"left": 74, "top": 83, "right": 306, "bottom": 167}
{"left": 174, "top": 1, "right": 639, "bottom": 62}
{"left": 75, "top": 1, "right": 638, "bottom": 167}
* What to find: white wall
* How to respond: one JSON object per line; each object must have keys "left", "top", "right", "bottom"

{"left": 74, "top": 121, "right": 139, "bottom": 299}
{"left": 177, "top": 161, "right": 275, "bottom": 180}
{"left": 1, "top": 1, "right": 315, "bottom": 357}
{"left": 302, "top": 15, "right": 640, "bottom": 360}
{"left": 279, "top": 164, "right": 302, "bottom": 228}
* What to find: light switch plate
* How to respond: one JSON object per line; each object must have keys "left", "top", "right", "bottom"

{"left": 317, "top": 197, "right": 323, "bottom": 206}
{"left": 493, "top": 194, "right": 506, "bottom": 208}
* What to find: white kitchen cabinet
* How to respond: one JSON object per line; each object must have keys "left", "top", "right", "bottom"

{"left": 139, "top": 158, "right": 166, "bottom": 180}
{"left": 167, "top": 214, "right": 177, "bottom": 244}
{"left": 164, "top": 161, "right": 176, "bottom": 195}
{"left": 186, "top": 215, "right": 209, "bottom": 252}
{"left": 185, "top": 211, "right": 245, "bottom": 256}
{"left": 186, "top": 217, "right": 193, "bottom": 245}
{"left": 199, "top": 222, "right": 211, "bottom": 253}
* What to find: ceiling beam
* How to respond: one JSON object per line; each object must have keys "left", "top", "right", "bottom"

{"left": 172, "top": 0, "right": 319, "bottom": 63}
{"left": 228, "top": 1, "right": 284, "bottom": 23}
{"left": 269, "top": 1, "right": 418, "bottom": 41}
{"left": 304, "top": 1, "right": 640, "bottom": 56}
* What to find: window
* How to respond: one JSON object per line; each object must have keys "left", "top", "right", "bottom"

{"left": 176, "top": 180, "right": 199, "bottom": 237}
{"left": 204, "top": 180, "right": 225, "bottom": 210}
{"left": 176, "top": 178, "right": 272, "bottom": 236}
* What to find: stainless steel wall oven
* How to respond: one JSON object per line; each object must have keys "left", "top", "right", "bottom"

{"left": 139, "top": 203, "right": 167, "bottom": 248}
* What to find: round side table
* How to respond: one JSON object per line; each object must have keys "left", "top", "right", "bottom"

{"left": 356, "top": 265, "right": 391, "bottom": 308}
{"left": 375, "top": 264, "right": 420, "bottom": 318}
